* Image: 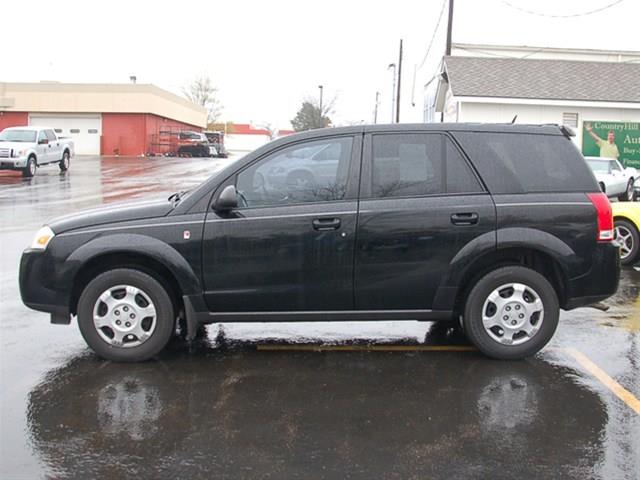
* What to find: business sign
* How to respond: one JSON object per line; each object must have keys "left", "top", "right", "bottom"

{"left": 582, "top": 121, "right": 640, "bottom": 169}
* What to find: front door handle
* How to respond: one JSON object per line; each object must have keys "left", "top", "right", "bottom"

{"left": 451, "top": 212, "right": 479, "bottom": 226}
{"left": 312, "top": 218, "right": 341, "bottom": 231}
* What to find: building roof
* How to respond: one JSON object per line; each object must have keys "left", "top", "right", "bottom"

{"left": 444, "top": 56, "right": 640, "bottom": 103}
{"left": 0, "top": 82, "right": 207, "bottom": 127}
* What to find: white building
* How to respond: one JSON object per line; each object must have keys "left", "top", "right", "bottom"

{"left": 425, "top": 44, "right": 640, "bottom": 162}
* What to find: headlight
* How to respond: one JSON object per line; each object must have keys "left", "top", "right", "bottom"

{"left": 13, "top": 149, "right": 27, "bottom": 158}
{"left": 31, "top": 226, "right": 55, "bottom": 250}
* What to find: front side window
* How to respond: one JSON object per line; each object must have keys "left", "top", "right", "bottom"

{"left": 45, "top": 130, "right": 57, "bottom": 141}
{"left": 37, "top": 131, "right": 47, "bottom": 143}
{"left": 236, "top": 136, "right": 353, "bottom": 207}
{"left": 370, "top": 133, "right": 482, "bottom": 198}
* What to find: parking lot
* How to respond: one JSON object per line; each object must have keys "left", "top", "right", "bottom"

{"left": 1, "top": 156, "right": 638, "bottom": 479}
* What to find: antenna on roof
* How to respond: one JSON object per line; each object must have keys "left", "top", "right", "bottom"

{"left": 511, "top": 115, "right": 518, "bottom": 124}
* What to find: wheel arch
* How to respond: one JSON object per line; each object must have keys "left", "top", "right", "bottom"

{"left": 63, "top": 233, "right": 201, "bottom": 315}
{"left": 451, "top": 246, "right": 569, "bottom": 315}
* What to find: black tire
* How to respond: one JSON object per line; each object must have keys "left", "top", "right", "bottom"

{"left": 615, "top": 218, "right": 639, "bottom": 265}
{"left": 22, "top": 156, "right": 37, "bottom": 178}
{"left": 59, "top": 150, "right": 70, "bottom": 172}
{"left": 618, "top": 179, "right": 635, "bottom": 202}
{"left": 463, "top": 266, "right": 559, "bottom": 360}
{"left": 77, "top": 268, "right": 175, "bottom": 362}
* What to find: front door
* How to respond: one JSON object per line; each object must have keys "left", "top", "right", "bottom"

{"left": 202, "top": 134, "right": 361, "bottom": 313}
{"left": 355, "top": 132, "right": 496, "bottom": 310}
{"left": 35, "top": 130, "right": 50, "bottom": 163}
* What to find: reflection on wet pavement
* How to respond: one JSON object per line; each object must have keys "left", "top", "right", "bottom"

{"left": 1, "top": 155, "right": 638, "bottom": 479}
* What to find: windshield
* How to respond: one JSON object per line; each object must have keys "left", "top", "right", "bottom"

{"left": 0, "top": 129, "right": 37, "bottom": 142}
{"left": 587, "top": 160, "right": 611, "bottom": 173}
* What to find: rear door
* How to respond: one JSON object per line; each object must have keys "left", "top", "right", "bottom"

{"left": 355, "top": 132, "right": 496, "bottom": 310}
{"left": 44, "top": 129, "right": 61, "bottom": 162}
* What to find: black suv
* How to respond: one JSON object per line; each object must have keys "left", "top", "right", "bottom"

{"left": 20, "top": 124, "right": 620, "bottom": 362}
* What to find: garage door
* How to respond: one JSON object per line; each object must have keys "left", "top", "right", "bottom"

{"left": 29, "top": 114, "right": 102, "bottom": 155}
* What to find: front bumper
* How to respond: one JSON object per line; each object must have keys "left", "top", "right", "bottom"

{"left": 0, "top": 157, "right": 27, "bottom": 169}
{"left": 564, "top": 242, "right": 620, "bottom": 310}
{"left": 20, "top": 249, "right": 71, "bottom": 322}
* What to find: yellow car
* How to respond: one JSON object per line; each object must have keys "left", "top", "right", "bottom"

{"left": 612, "top": 202, "right": 640, "bottom": 265}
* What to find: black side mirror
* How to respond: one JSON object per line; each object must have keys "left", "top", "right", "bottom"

{"left": 38, "top": 138, "right": 48, "bottom": 145}
{"left": 214, "top": 185, "right": 239, "bottom": 211}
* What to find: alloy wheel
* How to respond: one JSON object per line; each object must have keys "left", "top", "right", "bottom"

{"left": 615, "top": 224, "right": 634, "bottom": 260}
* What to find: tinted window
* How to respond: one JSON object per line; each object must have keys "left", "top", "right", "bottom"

{"left": 370, "top": 133, "right": 482, "bottom": 198}
{"left": 453, "top": 132, "right": 597, "bottom": 194}
{"left": 45, "top": 130, "right": 57, "bottom": 141}
{"left": 236, "top": 136, "right": 353, "bottom": 207}
{"left": 37, "top": 131, "right": 47, "bottom": 143}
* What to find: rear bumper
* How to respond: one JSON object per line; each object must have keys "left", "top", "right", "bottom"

{"left": 20, "top": 249, "right": 71, "bottom": 320}
{"left": 564, "top": 242, "right": 620, "bottom": 310}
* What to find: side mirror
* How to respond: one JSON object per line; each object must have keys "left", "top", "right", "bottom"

{"left": 38, "top": 138, "right": 48, "bottom": 145}
{"left": 214, "top": 185, "right": 239, "bottom": 211}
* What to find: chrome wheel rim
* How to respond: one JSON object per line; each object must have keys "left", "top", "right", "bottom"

{"left": 92, "top": 285, "right": 157, "bottom": 348}
{"left": 615, "top": 225, "right": 633, "bottom": 260}
{"left": 29, "top": 160, "right": 36, "bottom": 175}
{"left": 482, "top": 283, "right": 544, "bottom": 346}
{"left": 627, "top": 181, "right": 634, "bottom": 201}
{"left": 63, "top": 153, "right": 69, "bottom": 168}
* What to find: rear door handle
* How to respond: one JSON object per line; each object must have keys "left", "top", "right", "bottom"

{"left": 451, "top": 212, "right": 479, "bottom": 226}
{"left": 312, "top": 218, "right": 341, "bottom": 231}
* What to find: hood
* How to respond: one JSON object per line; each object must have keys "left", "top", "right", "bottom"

{"left": 48, "top": 198, "right": 174, "bottom": 234}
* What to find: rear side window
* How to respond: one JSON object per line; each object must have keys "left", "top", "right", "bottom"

{"left": 453, "top": 132, "right": 597, "bottom": 194}
{"left": 370, "top": 133, "right": 482, "bottom": 198}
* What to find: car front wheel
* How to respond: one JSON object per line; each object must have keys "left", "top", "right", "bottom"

{"left": 463, "top": 266, "right": 559, "bottom": 360}
{"left": 77, "top": 268, "right": 175, "bottom": 362}
{"left": 615, "top": 218, "right": 639, "bottom": 265}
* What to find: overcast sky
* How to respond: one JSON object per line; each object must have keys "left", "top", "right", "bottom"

{"left": 3, "top": 0, "right": 639, "bottom": 128}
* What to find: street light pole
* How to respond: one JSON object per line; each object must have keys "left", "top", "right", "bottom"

{"left": 387, "top": 63, "right": 396, "bottom": 123}
{"left": 374, "top": 91, "right": 380, "bottom": 124}
{"left": 318, "top": 85, "right": 324, "bottom": 113}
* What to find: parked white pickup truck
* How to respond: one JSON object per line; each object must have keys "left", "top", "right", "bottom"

{"left": 0, "top": 126, "right": 75, "bottom": 178}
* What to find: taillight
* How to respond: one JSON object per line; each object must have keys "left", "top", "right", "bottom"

{"left": 587, "top": 192, "right": 614, "bottom": 241}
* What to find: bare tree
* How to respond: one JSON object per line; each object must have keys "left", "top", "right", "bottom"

{"left": 183, "top": 76, "right": 222, "bottom": 123}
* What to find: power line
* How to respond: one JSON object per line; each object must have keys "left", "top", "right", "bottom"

{"left": 501, "top": 0, "right": 625, "bottom": 18}
{"left": 418, "top": 0, "right": 448, "bottom": 70}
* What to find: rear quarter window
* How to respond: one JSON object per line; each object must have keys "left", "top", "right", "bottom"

{"left": 453, "top": 132, "right": 598, "bottom": 194}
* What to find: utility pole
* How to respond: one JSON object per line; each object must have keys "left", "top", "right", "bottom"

{"left": 318, "top": 85, "right": 324, "bottom": 113}
{"left": 374, "top": 91, "right": 380, "bottom": 123}
{"left": 446, "top": 0, "right": 454, "bottom": 56}
{"left": 387, "top": 63, "right": 396, "bottom": 123}
{"left": 396, "top": 39, "right": 403, "bottom": 123}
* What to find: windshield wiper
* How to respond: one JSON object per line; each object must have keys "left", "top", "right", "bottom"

{"left": 168, "top": 190, "right": 188, "bottom": 204}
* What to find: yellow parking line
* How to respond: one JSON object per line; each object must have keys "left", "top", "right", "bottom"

{"left": 256, "top": 344, "right": 476, "bottom": 352}
{"left": 565, "top": 347, "right": 640, "bottom": 415}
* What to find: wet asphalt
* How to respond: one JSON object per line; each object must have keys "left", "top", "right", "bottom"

{"left": 0, "top": 156, "right": 638, "bottom": 479}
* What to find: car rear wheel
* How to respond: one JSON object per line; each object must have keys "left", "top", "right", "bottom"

{"left": 59, "top": 151, "right": 70, "bottom": 172}
{"left": 22, "top": 156, "right": 37, "bottom": 178}
{"left": 619, "top": 179, "right": 635, "bottom": 202}
{"left": 463, "top": 266, "right": 559, "bottom": 360}
{"left": 77, "top": 268, "right": 175, "bottom": 362}
{"left": 615, "top": 218, "right": 639, "bottom": 265}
